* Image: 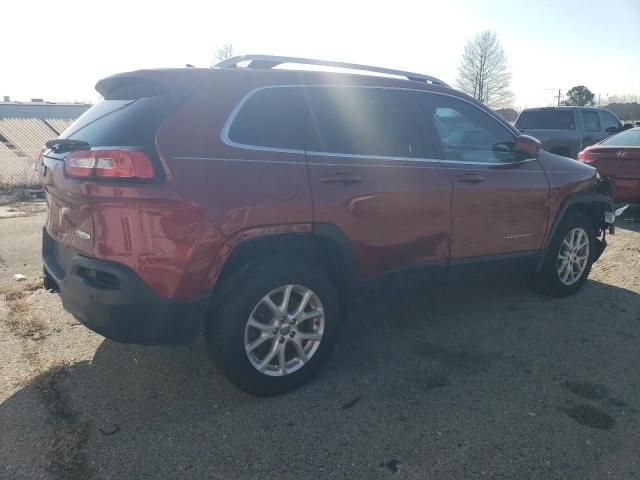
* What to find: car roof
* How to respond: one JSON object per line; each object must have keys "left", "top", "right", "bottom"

{"left": 100, "top": 65, "right": 460, "bottom": 98}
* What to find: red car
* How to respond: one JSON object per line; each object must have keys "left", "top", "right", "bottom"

{"left": 41, "top": 55, "right": 615, "bottom": 395}
{"left": 578, "top": 127, "right": 640, "bottom": 204}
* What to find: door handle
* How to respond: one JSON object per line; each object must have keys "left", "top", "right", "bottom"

{"left": 320, "top": 173, "right": 363, "bottom": 185}
{"left": 456, "top": 173, "right": 485, "bottom": 185}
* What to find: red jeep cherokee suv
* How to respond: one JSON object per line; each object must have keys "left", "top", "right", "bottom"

{"left": 41, "top": 55, "right": 615, "bottom": 395}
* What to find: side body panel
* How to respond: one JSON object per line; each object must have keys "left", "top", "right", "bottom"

{"left": 443, "top": 160, "right": 550, "bottom": 258}
{"left": 307, "top": 156, "right": 452, "bottom": 277}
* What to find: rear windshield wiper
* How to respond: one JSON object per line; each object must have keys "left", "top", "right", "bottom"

{"left": 45, "top": 139, "right": 91, "bottom": 153}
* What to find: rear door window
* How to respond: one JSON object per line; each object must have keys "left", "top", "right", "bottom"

{"left": 515, "top": 110, "right": 575, "bottom": 130}
{"left": 581, "top": 111, "right": 601, "bottom": 132}
{"left": 306, "top": 87, "right": 427, "bottom": 158}
{"left": 226, "top": 87, "right": 307, "bottom": 151}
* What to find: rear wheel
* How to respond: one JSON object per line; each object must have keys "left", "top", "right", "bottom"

{"left": 537, "top": 213, "right": 595, "bottom": 296}
{"left": 206, "top": 260, "right": 339, "bottom": 396}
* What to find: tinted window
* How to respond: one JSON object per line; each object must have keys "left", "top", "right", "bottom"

{"left": 601, "top": 128, "right": 640, "bottom": 146}
{"left": 582, "top": 111, "right": 601, "bottom": 132}
{"left": 515, "top": 110, "right": 575, "bottom": 130}
{"left": 61, "top": 97, "right": 179, "bottom": 147}
{"left": 228, "top": 87, "right": 307, "bottom": 150}
{"left": 306, "top": 88, "right": 425, "bottom": 158}
{"left": 419, "top": 94, "right": 516, "bottom": 163}
{"left": 600, "top": 110, "right": 620, "bottom": 132}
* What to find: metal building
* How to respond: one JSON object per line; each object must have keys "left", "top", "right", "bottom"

{"left": 0, "top": 100, "right": 91, "bottom": 187}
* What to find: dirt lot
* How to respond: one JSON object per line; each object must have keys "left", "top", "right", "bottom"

{"left": 1, "top": 204, "right": 639, "bottom": 480}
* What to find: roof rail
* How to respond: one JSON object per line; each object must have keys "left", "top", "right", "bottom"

{"left": 215, "top": 55, "right": 450, "bottom": 87}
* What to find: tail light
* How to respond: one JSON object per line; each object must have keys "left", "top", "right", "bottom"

{"left": 64, "top": 150, "right": 155, "bottom": 179}
{"left": 577, "top": 150, "right": 596, "bottom": 164}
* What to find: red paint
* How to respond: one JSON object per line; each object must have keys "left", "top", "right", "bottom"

{"left": 578, "top": 142, "right": 640, "bottom": 204}
{"left": 443, "top": 160, "right": 549, "bottom": 258}
{"left": 203, "top": 223, "right": 312, "bottom": 290}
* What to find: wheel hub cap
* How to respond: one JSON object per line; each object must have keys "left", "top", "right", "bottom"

{"left": 279, "top": 324, "right": 291, "bottom": 335}
{"left": 244, "top": 284, "right": 325, "bottom": 377}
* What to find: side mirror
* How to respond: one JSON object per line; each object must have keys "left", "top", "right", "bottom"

{"left": 622, "top": 123, "right": 633, "bottom": 131}
{"left": 513, "top": 135, "right": 541, "bottom": 159}
{"left": 605, "top": 126, "right": 620, "bottom": 133}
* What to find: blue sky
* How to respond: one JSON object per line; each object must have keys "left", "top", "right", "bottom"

{"left": 2, "top": 0, "right": 639, "bottom": 108}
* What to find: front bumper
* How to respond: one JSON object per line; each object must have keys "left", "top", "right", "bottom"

{"left": 42, "top": 228, "right": 210, "bottom": 345}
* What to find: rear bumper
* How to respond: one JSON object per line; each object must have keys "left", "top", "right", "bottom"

{"left": 42, "top": 228, "right": 211, "bottom": 345}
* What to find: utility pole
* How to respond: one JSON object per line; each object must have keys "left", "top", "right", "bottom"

{"left": 555, "top": 88, "right": 562, "bottom": 106}
{"left": 544, "top": 88, "right": 562, "bottom": 106}
{"left": 598, "top": 93, "right": 608, "bottom": 106}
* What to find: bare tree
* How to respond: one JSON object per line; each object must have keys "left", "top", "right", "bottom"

{"left": 456, "top": 31, "right": 514, "bottom": 109}
{"left": 213, "top": 44, "right": 236, "bottom": 65}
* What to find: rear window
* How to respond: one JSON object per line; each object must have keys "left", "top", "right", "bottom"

{"left": 601, "top": 128, "right": 640, "bottom": 146}
{"left": 516, "top": 110, "right": 575, "bottom": 130}
{"left": 60, "top": 96, "right": 182, "bottom": 147}
{"left": 226, "top": 87, "right": 307, "bottom": 151}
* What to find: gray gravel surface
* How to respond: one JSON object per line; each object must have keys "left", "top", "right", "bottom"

{"left": 0, "top": 203, "right": 46, "bottom": 283}
{"left": 1, "top": 207, "right": 639, "bottom": 479}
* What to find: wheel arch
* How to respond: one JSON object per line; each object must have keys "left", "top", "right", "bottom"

{"left": 209, "top": 223, "right": 358, "bottom": 309}
{"left": 536, "top": 193, "right": 613, "bottom": 271}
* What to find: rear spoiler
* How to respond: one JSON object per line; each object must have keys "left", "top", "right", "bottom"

{"left": 95, "top": 69, "right": 212, "bottom": 100}
{"left": 96, "top": 76, "right": 170, "bottom": 99}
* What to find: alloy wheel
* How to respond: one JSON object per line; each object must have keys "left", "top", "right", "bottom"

{"left": 244, "top": 285, "right": 325, "bottom": 376}
{"left": 557, "top": 227, "right": 590, "bottom": 286}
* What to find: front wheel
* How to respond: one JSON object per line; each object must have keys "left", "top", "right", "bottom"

{"left": 536, "top": 212, "right": 595, "bottom": 296}
{"left": 206, "top": 260, "right": 340, "bottom": 396}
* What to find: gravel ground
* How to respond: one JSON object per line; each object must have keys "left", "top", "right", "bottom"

{"left": 1, "top": 205, "right": 639, "bottom": 480}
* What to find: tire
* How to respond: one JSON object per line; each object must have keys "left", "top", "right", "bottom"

{"left": 206, "top": 259, "right": 340, "bottom": 396}
{"left": 536, "top": 212, "right": 595, "bottom": 297}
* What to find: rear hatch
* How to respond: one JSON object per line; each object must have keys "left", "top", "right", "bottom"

{"left": 40, "top": 69, "right": 209, "bottom": 295}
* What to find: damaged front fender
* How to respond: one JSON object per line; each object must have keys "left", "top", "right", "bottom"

{"left": 536, "top": 193, "right": 614, "bottom": 271}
